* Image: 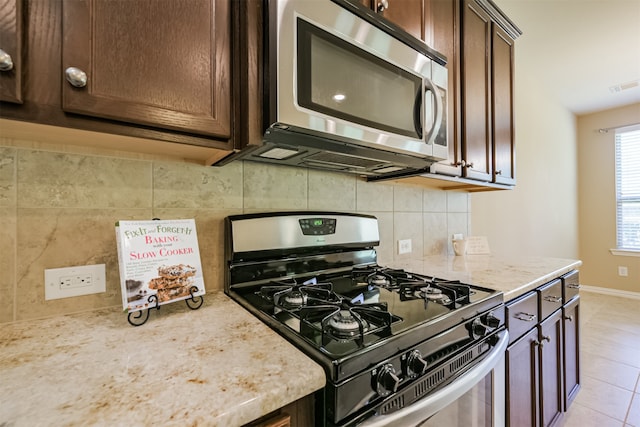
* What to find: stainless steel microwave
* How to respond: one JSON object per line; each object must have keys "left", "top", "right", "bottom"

{"left": 228, "top": 0, "right": 449, "bottom": 178}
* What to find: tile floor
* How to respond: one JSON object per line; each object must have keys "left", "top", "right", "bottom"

{"left": 558, "top": 290, "right": 640, "bottom": 427}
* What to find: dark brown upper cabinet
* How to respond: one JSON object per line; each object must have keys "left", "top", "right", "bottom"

{"left": 61, "top": 0, "right": 231, "bottom": 139}
{"left": 460, "top": 0, "right": 519, "bottom": 184}
{"left": 0, "top": 0, "right": 23, "bottom": 103}
{"left": 0, "top": 0, "right": 237, "bottom": 162}
{"left": 360, "top": 0, "right": 431, "bottom": 44}
{"left": 491, "top": 24, "right": 516, "bottom": 185}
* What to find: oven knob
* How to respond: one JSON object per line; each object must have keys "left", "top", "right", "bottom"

{"left": 375, "top": 364, "right": 400, "bottom": 396}
{"left": 471, "top": 318, "right": 488, "bottom": 339}
{"left": 484, "top": 312, "right": 501, "bottom": 329}
{"left": 406, "top": 350, "right": 428, "bottom": 378}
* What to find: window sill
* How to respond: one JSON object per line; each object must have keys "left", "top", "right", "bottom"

{"left": 610, "top": 249, "right": 640, "bottom": 257}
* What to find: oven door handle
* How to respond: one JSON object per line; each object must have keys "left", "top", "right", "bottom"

{"left": 357, "top": 330, "right": 509, "bottom": 427}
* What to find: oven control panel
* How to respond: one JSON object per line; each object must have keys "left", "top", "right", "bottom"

{"left": 299, "top": 217, "right": 336, "bottom": 235}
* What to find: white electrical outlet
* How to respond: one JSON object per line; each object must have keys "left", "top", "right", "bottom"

{"left": 618, "top": 266, "right": 628, "bottom": 277}
{"left": 45, "top": 264, "right": 106, "bottom": 300}
{"left": 398, "top": 239, "right": 412, "bottom": 255}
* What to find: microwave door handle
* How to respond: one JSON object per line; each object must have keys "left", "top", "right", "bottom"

{"left": 413, "top": 86, "right": 424, "bottom": 138}
{"left": 423, "top": 78, "right": 443, "bottom": 145}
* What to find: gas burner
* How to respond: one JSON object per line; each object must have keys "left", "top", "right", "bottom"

{"left": 352, "top": 266, "right": 414, "bottom": 289}
{"left": 258, "top": 282, "right": 341, "bottom": 311}
{"left": 280, "top": 289, "right": 305, "bottom": 309}
{"left": 326, "top": 310, "right": 370, "bottom": 338}
{"left": 368, "top": 273, "right": 391, "bottom": 287}
{"left": 419, "top": 287, "right": 452, "bottom": 304}
{"left": 298, "top": 300, "right": 397, "bottom": 343}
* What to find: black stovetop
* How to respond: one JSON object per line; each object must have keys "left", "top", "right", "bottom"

{"left": 235, "top": 266, "right": 500, "bottom": 359}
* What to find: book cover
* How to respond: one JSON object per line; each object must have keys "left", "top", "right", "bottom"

{"left": 115, "top": 219, "right": 205, "bottom": 312}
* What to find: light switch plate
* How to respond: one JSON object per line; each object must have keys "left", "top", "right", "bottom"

{"left": 45, "top": 264, "right": 106, "bottom": 300}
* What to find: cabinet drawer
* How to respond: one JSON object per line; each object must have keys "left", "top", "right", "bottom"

{"left": 506, "top": 291, "right": 538, "bottom": 344}
{"left": 562, "top": 270, "right": 580, "bottom": 303}
{"left": 538, "top": 279, "right": 563, "bottom": 321}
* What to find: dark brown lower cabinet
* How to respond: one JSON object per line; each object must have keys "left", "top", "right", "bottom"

{"left": 563, "top": 296, "right": 581, "bottom": 408}
{"left": 506, "top": 327, "right": 538, "bottom": 426}
{"left": 539, "top": 310, "right": 563, "bottom": 427}
{"left": 506, "top": 309, "right": 563, "bottom": 427}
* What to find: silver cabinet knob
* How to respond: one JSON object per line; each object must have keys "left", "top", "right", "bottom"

{"left": 454, "top": 160, "right": 466, "bottom": 167}
{"left": 376, "top": 0, "right": 389, "bottom": 12}
{"left": 65, "top": 67, "right": 87, "bottom": 88}
{"left": 495, "top": 170, "right": 502, "bottom": 175}
{"left": 0, "top": 49, "right": 14, "bottom": 71}
{"left": 465, "top": 162, "right": 474, "bottom": 168}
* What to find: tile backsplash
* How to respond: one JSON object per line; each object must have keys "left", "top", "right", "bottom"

{"left": 0, "top": 140, "right": 470, "bottom": 323}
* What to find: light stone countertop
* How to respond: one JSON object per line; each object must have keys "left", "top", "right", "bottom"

{"left": 389, "top": 255, "right": 582, "bottom": 301}
{"left": 0, "top": 255, "right": 580, "bottom": 426}
{"left": 0, "top": 292, "right": 326, "bottom": 427}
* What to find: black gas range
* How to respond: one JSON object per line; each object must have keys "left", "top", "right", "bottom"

{"left": 225, "top": 212, "right": 507, "bottom": 426}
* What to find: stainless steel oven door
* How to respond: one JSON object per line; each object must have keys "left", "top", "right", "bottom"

{"left": 357, "top": 330, "right": 508, "bottom": 427}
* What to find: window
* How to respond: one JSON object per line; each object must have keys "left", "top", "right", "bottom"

{"left": 615, "top": 124, "right": 640, "bottom": 251}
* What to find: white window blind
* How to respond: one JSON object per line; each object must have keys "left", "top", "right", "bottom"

{"left": 615, "top": 124, "right": 640, "bottom": 250}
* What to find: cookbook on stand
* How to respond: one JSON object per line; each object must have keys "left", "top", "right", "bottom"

{"left": 115, "top": 219, "right": 205, "bottom": 312}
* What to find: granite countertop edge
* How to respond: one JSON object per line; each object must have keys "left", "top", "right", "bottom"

{"left": 0, "top": 291, "right": 326, "bottom": 427}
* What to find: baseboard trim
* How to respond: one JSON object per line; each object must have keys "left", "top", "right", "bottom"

{"left": 580, "top": 285, "right": 640, "bottom": 300}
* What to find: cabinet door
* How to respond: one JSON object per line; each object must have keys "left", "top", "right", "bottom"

{"left": 430, "top": 0, "right": 463, "bottom": 176}
{"left": 361, "top": 0, "right": 428, "bottom": 42}
{"left": 460, "top": 0, "right": 492, "bottom": 181}
{"left": 0, "top": 0, "right": 23, "bottom": 103}
{"left": 506, "top": 327, "right": 538, "bottom": 427}
{"left": 563, "top": 296, "right": 580, "bottom": 409}
{"left": 491, "top": 24, "right": 515, "bottom": 185}
{"left": 61, "top": 0, "right": 231, "bottom": 138}
{"left": 539, "top": 310, "right": 563, "bottom": 427}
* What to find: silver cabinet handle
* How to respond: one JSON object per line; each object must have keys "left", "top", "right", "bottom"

{"left": 567, "top": 284, "right": 581, "bottom": 289}
{"left": 465, "top": 162, "right": 474, "bottom": 168}
{"left": 0, "top": 49, "right": 14, "bottom": 71}
{"left": 376, "top": 0, "right": 389, "bottom": 12}
{"left": 535, "top": 335, "right": 551, "bottom": 348}
{"left": 544, "top": 295, "right": 562, "bottom": 303}
{"left": 65, "top": 67, "right": 87, "bottom": 88}
{"left": 514, "top": 312, "right": 536, "bottom": 322}
{"left": 495, "top": 170, "right": 502, "bottom": 175}
{"left": 564, "top": 315, "right": 573, "bottom": 322}
{"left": 453, "top": 160, "right": 466, "bottom": 167}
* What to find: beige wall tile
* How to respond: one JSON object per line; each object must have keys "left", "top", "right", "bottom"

{"left": 447, "top": 191, "right": 469, "bottom": 213}
{"left": 356, "top": 180, "right": 393, "bottom": 212}
{"left": 243, "top": 162, "right": 308, "bottom": 210}
{"left": 16, "top": 208, "right": 152, "bottom": 321}
{"left": 394, "top": 185, "right": 422, "bottom": 212}
{"left": 423, "top": 188, "right": 447, "bottom": 212}
{"left": 423, "top": 212, "right": 447, "bottom": 256}
{"left": 308, "top": 169, "right": 356, "bottom": 211}
{"left": 0, "top": 147, "right": 16, "bottom": 207}
{"left": 153, "top": 161, "right": 243, "bottom": 209}
{"left": 393, "top": 212, "right": 423, "bottom": 260}
{"left": 17, "top": 150, "right": 152, "bottom": 208}
{"left": 0, "top": 207, "right": 16, "bottom": 322}
{"left": 3, "top": 139, "right": 472, "bottom": 323}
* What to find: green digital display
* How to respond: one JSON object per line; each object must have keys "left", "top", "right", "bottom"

{"left": 299, "top": 218, "right": 336, "bottom": 235}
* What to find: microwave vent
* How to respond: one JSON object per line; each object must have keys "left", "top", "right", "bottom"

{"left": 304, "top": 152, "right": 385, "bottom": 169}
